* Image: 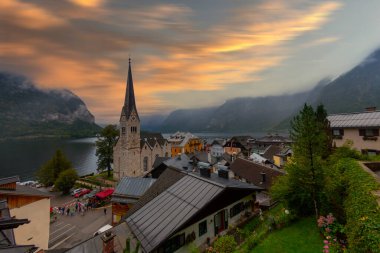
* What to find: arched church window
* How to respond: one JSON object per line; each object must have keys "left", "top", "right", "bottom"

{"left": 122, "top": 127, "right": 126, "bottom": 134}
{"left": 143, "top": 157, "right": 148, "bottom": 172}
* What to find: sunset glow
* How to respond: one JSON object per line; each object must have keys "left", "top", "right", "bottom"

{"left": 1, "top": 0, "right": 380, "bottom": 123}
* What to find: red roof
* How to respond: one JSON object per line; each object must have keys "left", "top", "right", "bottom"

{"left": 95, "top": 189, "right": 114, "bottom": 199}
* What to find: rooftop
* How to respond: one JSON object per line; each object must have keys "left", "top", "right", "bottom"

{"left": 112, "top": 177, "right": 156, "bottom": 204}
{"left": 126, "top": 166, "right": 261, "bottom": 252}
{"left": 230, "top": 158, "right": 285, "bottom": 190}
{"left": 328, "top": 110, "right": 380, "bottom": 128}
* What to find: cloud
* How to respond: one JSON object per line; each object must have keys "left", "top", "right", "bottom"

{"left": 0, "top": 0, "right": 344, "bottom": 123}
{"left": 0, "top": 0, "right": 66, "bottom": 29}
{"left": 303, "top": 36, "right": 340, "bottom": 48}
{"left": 69, "top": 0, "right": 104, "bottom": 8}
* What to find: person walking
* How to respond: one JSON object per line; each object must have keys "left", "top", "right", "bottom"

{"left": 104, "top": 208, "right": 107, "bottom": 215}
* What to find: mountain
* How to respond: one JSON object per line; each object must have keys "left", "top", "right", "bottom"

{"left": 0, "top": 72, "right": 101, "bottom": 138}
{"left": 160, "top": 91, "right": 312, "bottom": 133}
{"left": 314, "top": 48, "right": 380, "bottom": 113}
{"left": 155, "top": 46, "right": 380, "bottom": 133}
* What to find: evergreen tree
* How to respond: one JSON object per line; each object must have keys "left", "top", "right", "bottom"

{"left": 272, "top": 104, "right": 329, "bottom": 218}
{"left": 95, "top": 125, "right": 119, "bottom": 177}
{"left": 55, "top": 169, "right": 78, "bottom": 194}
{"left": 36, "top": 149, "right": 73, "bottom": 186}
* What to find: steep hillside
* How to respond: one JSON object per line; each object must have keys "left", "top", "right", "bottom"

{"left": 315, "top": 48, "right": 380, "bottom": 113}
{"left": 0, "top": 72, "right": 101, "bottom": 138}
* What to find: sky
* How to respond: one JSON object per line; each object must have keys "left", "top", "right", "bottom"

{"left": 1, "top": 0, "right": 380, "bottom": 124}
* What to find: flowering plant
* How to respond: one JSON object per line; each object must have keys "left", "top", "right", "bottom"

{"left": 317, "top": 214, "right": 347, "bottom": 253}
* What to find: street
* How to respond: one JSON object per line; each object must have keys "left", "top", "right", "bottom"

{"left": 48, "top": 192, "right": 112, "bottom": 250}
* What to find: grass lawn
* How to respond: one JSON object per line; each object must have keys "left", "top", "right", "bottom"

{"left": 251, "top": 217, "right": 323, "bottom": 253}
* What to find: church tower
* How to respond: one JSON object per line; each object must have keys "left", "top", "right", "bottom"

{"left": 113, "top": 59, "right": 141, "bottom": 180}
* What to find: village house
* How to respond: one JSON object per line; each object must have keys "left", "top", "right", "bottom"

{"left": 0, "top": 176, "right": 51, "bottom": 250}
{"left": 229, "top": 158, "right": 285, "bottom": 207}
{"left": 113, "top": 60, "right": 171, "bottom": 180}
{"left": 125, "top": 166, "right": 262, "bottom": 253}
{"left": 111, "top": 177, "right": 156, "bottom": 225}
{"left": 167, "top": 132, "right": 203, "bottom": 157}
{"left": 328, "top": 107, "right": 380, "bottom": 154}
{"left": 223, "top": 136, "right": 254, "bottom": 156}
{"left": 254, "top": 134, "right": 292, "bottom": 149}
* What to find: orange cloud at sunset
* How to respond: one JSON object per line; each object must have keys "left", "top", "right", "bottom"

{"left": 0, "top": 0, "right": 357, "bottom": 123}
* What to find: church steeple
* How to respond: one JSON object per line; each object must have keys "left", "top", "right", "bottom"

{"left": 122, "top": 58, "right": 139, "bottom": 120}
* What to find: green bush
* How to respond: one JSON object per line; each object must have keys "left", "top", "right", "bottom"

{"left": 55, "top": 169, "right": 79, "bottom": 194}
{"left": 213, "top": 235, "right": 237, "bottom": 253}
{"left": 341, "top": 159, "right": 380, "bottom": 253}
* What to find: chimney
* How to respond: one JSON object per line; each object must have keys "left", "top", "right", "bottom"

{"left": 218, "top": 169, "right": 229, "bottom": 179}
{"left": 101, "top": 231, "right": 116, "bottom": 253}
{"left": 260, "top": 172, "right": 266, "bottom": 183}
{"left": 200, "top": 167, "right": 211, "bottom": 178}
{"left": 365, "top": 106, "right": 377, "bottom": 112}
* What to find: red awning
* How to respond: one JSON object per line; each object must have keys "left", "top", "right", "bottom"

{"left": 95, "top": 189, "right": 114, "bottom": 199}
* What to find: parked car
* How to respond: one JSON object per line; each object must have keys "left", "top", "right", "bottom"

{"left": 74, "top": 188, "right": 91, "bottom": 198}
{"left": 71, "top": 188, "right": 83, "bottom": 196}
{"left": 93, "top": 224, "right": 112, "bottom": 236}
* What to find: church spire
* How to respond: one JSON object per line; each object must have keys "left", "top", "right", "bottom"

{"left": 122, "top": 58, "right": 139, "bottom": 120}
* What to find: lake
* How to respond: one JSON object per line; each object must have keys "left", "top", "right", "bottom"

{"left": 0, "top": 138, "right": 98, "bottom": 181}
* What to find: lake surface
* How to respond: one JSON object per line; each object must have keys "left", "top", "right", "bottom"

{"left": 0, "top": 138, "right": 98, "bottom": 181}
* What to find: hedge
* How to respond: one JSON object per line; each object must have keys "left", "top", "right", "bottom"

{"left": 337, "top": 158, "right": 380, "bottom": 253}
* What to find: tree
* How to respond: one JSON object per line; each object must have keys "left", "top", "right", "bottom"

{"left": 95, "top": 125, "right": 119, "bottom": 178}
{"left": 271, "top": 104, "right": 329, "bottom": 218}
{"left": 36, "top": 149, "right": 73, "bottom": 186}
{"left": 55, "top": 169, "right": 78, "bottom": 194}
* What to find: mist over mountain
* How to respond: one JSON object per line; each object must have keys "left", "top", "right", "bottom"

{"left": 145, "top": 46, "right": 380, "bottom": 133}
{"left": 0, "top": 72, "right": 101, "bottom": 138}
{"left": 314, "top": 48, "right": 380, "bottom": 113}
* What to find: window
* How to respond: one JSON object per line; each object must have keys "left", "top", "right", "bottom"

{"left": 163, "top": 233, "right": 185, "bottom": 253}
{"left": 122, "top": 127, "right": 126, "bottom": 135}
{"left": 359, "top": 128, "right": 379, "bottom": 137}
{"left": 199, "top": 220, "right": 207, "bottom": 237}
{"left": 130, "top": 126, "right": 137, "bottom": 133}
{"left": 230, "top": 202, "right": 245, "bottom": 218}
{"left": 143, "top": 157, "right": 148, "bottom": 172}
{"left": 165, "top": 152, "right": 168, "bottom": 157}
{"left": 332, "top": 129, "right": 343, "bottom": 136}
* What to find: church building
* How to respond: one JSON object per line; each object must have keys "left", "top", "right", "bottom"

{"left": 113, "top": 60, "right": 171, "bottom": 180}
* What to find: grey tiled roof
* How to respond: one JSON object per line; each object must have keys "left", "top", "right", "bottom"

{"left": 113, "top": 177, "right": 156, "bottom": 198}
{"left": 328, "top": 111, "right": 380, "bottom": 128}
{"left": 163, "top": 154, "right": 194, "bottom": 171}
{"left": 0, "top": 176, "right": 20, "bottom": 186}
{"left": 0, "top": 185, "right": 52, "bottom": 197}
{"left": 126, "top": 167, "right": 262, "bottom": 252}
{"left": 126, "top": 174, "right": 223, "bottom": 252}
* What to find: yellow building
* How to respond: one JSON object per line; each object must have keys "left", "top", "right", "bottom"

{"left": 167, "top": 132, "right": 203, "bottom": 157}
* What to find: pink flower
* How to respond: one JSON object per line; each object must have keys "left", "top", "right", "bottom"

{"left": 325, "top": 227, "right": 331, "bottom": 233}
{"left": 324, "top": 245, "right": 329, "bottom": 249}
{"left": 323, "top": 250, "right": 329, "bottom": 253}
{"left": 326, "top": 213, "right": 335, "bottom": 225}
{"left": 324, "top": 240, "right": 329, "bottom": 244}
{"left": 317, "top": 216, "right": 325, "bottom": 227}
